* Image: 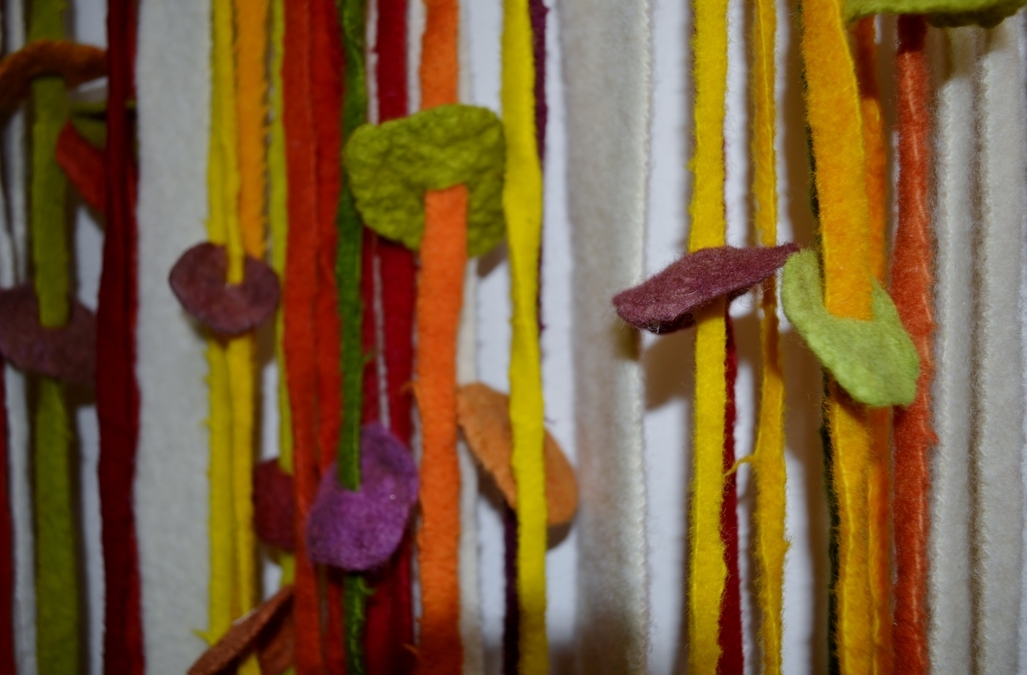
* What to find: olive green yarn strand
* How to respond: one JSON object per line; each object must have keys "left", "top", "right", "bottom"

{"left": 34, "top": 378, "right": 80, "bottom": 675}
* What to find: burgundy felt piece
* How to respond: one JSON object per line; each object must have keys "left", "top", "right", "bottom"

{"left": 253, "top": 459, "right": 296, "bottom": 551}
{"left": 502, "top": 504, "right": 520, "bottom": 675}
{"left": 187, "top": 585, "right": 295, "bottom": 675}
{"left": 529, "top": 0, "right": 547, "bottom": 163}
{"left": 718, "top": 314, "right": 744, "bottom": 674}
{"left": 0, "top": 284, "right": 96, "bottom": 385}
{"left": 306, "top": 423, "right": 419, "bottom": 571}
{"left": 55, "top": 122, "right": 106, "bottom": 214}
{"left": 97, "top": 0, "right": 144, "bottom": 672}
{"left": 613, "top": 244, "right": 799, "bottom": 333}
{"left": 0, "top": 357, "right": 14, "bottom": 674}
{"left": 168, "top": 242, "right": 281, "bottom": 336}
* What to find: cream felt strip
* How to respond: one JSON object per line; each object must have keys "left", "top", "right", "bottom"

{"left": 559, "top": 0, "right": 652, "bottom": 671}
{"left": 928, "top": 26, "right": 978, "bottom": 675}
{"left": 135, "top": 0, "right": 213, "bottom": 670}
{"left": 973, "top": 13, "right": 1025, "bottom": 674}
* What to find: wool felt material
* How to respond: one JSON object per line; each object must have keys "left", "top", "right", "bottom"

{"left": 750, "top": 0, "right": 787, "bottom": 663}
{"left": 928, "top": 27, "right": 976, "bottom": 675}
{"left": 0, "top": 39, "right": 106, "bottom": 113}
{"left": 55, "top": 121, "right": 106, "bottom": 214}
{"left": 844, "top": 0, "right": 1024, "bottom": 26}
{"left": 891, "top": 16, "right": 935, "bottom": 675}
{"left": 282, "top": 0, "right": 328, "bottom": 666}
{"left": 135, "top": 0, "right": 213, "bottom": 668}
{"left": 306, "top": 424, "right": 419, "bottom": 570}
{"left": 235, "top": 0, "right": 269, "bottom": 262}
{"left": 420, "top": 0, "right": 459, "bottom": 108}
{"left": 253, "top": 459, "right": 296, "bottom": 551}
{"left": 456, "top": 382, "right": 578, "bottom": 525}
{"left": 0, "top": 353, "right": 13, "bottom": 675}
{"left": 719, "top": 317, "right": 743, "bottom": 674}
{"left": 529, "top": 0, "right": 547, "bottom": 161}
{"left": 344, "top": 105, "right": 506, "bottom": 257}
{"left": 782, "top": 251, "right": 919, "bottom": 407}
{"left": 559, "top": 0, "right": 652, "bottom": 669}
{"left": 612, "top": 244, "right": 799, "bottom": 334}
{"left": 799, "top": 0, "right": 877, "bottom": 667}
{"left": 500, "top": 0, "right": 549, "bottom": 671}
{"left": 0, "top": 285, "right": 96, "bottom": 384}
{"left": 852, "top": 22, "right": 894, "bottom": 675}
{"left": 503, "top": 504, "right": 520, "bottom": 675}
{"left": 188, "top": 586, "right": 294, "bottom": 675}
{"left": 686, "top": 0, "right": 730, "bottom": 666}
{"left": 169, "top": 243, "right": 280, "bottom": 336}
{"left": 973, "top": 16, "right": 1025, "bottom": 673}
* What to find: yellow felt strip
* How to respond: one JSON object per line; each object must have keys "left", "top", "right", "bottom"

{"left": 501, "top": 0, "right": 548, "bottom": 672}
{"left": 801, "top": 0, "right": 874, "bottom": 671}
{"left": 687, "top": 0, "right": 729, "bottom": 668}
{"left": 750, "top": 0, "right": 787, "bottom": 667}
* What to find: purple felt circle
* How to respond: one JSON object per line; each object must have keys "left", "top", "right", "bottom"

{"left": 0, "top": 284, "right": 96, "bottom": 385}
{"left": 306, "top": 422, "right": 419, "bottom": 571}
{"left": 168, "top": 242, "right": 280, "bottom": 337}
{"left": 613, "top": 243, "right": 800, "bottom": 333}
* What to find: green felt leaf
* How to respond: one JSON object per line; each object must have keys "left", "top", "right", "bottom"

{"left": 344, "top": 104, "right": 506, "bottom": 257}
{"left": 844, "top": 0, "right": 1024, "bottom": 27}
{"left": 782, "top": 249, "right": 919, "bottom": 408}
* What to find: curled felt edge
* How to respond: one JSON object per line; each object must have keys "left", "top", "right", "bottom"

{"left": 187, "top": 585, "right": 294, "bottom": 675}
{"left": 782, "top": 248, "right": 919, "bottom": 407}
{"left": 0, "top": 40, "right": 107, "bottom": 113}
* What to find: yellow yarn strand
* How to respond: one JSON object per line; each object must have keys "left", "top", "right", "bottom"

{"left": 750, "top": 0, "right": 787, "bottom": 667}
{"left": 801, "top": 0, "right": 874, "bottom": 671}
{"left": 501, "top": 0, "right": 548, "bottom": 672}
{"left": 687, "top": 0, "right": 729, "bottom": 667}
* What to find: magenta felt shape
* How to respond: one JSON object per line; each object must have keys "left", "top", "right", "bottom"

{"left": 0, "top": 284, "right": 96, "bottom": 385}
{"left": 613, "top": 244, "right": 799, "bottom": 333}
{"left": 306, "top": 423, "right": 419, "bottom": 571}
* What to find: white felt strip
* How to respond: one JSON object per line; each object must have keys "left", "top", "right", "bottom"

{"left": 928, "top": 26, "right": 978, "bottom": 675}
{"left": 559, "top": 0, "right": 652, "bottom": 671}
{"left": 135, "top": 0, "right": 213, "bottom": 671}
{"left": 973, "top": 13, "right": 1026, "bottom": 674}
{"left": 3, "top": 2, "right": 34, "bottom": 672}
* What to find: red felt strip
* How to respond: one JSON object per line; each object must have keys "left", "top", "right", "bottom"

{"left": 718, "top": 313, "right": 743, "bottom": 675}
{"left": 282, "top": 0, "right": 327, "bottom": 669}
{"left": 98, "top": 0, "right": 144, "bottom": 673}
{"left": 55, "top": 122, "right": 106, "bottom": 214}
{"left": 891, "top": 15, "right": 934, "bottom": 675}
{"left": 0, "top": 360, "right": 14, "bottom": 675}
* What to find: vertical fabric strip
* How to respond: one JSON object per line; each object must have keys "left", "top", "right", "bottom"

{"left": 559, "top": 0, "right": 651, "bottom": 670}
{"left": 928, "top": 27, "right": 976, "bottom": 675}
{"left": 972, "top": 14, "right": 1025, "bottom": 673}
{"left": 500, "top": 0, "right": 548, "bottom": 672}
{"left": 718, "top": 317, "right": 743, "bottom": 673}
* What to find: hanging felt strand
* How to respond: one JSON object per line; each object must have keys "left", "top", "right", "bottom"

{"left": 749, "top": 0, "right": 788, "bottom": 663}
{"left": 800, "top": 0, "right": 875, "bottom": 671}
{"left": 687, "top": 0, "right": 729, "bottom": 668}
{"left": 852, "top": 20, "right": 893, "bottom": 675}
{"left": 97, "top": 0, "right": 144, "bottom": 672}
{"left": 27, "top": 0, "right": 81, "bottom": 672}
{"left": 718, "top": 316, "right": 743, "bottom": 674}
{"left": 0, "top": 352, "right": 12, "bottom": 674}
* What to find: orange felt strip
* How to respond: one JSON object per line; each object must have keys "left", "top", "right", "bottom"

{"left": 0, "top": 39, "right": 106, "bottom": 112}
{"left": 853, "top": 20, "right": 893, "bottom": 675}
{"left": 891, "top": 15, "right": 934, "bottom": 675}
{"left": 414, "top": 185, "right": 468, "bottom": 675}
{"left": 236, "top": 0, "right": 270, "bottom": 260}
{"left": 420, "top": 0, "right": 459, "bottom": 109}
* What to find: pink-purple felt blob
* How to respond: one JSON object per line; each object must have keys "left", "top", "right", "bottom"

{"left": 612, "top": 244, "right": 800, "bottom": 333}
{"left": 306, "top": 423, "right": 419, "bottom": 571}
{"left": 0, "top": 284, "right": 97, "bottom": 385}
{"left": 168, "top": 242, "right": 280, "bottom": 336}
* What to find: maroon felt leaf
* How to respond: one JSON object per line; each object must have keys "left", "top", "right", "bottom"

{"left": 306, "top": 423, "right": 419, "bottom": 571}
{"left": 253, "top": 459, "right": 295, "bottom": 552}
{"left": 612, "top": 244, "right": 800, "bottom": 333}
{"left": 169, "top": 242, "right": 280, "bottom": 337}
{"left": 0, "top": 284, "right": 96, "bottom": 385}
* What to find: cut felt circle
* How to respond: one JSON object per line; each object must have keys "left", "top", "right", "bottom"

{"left": 306, "top": 423, "right": 419, "bottom": 571}
{"left": 456, "top": 382, "right": 578, "bottom": 526}
{"left": 169, "top": 242, "right": 280, "bottom": 337}
{"left": 782, "top": 248, "right": 920, "bottom": 407}
{"left": 253, "top": 459, "right": 295, "bottom": 552}
{"left": 0, "top": 284, "right": 96, "bottom": 385}
{"left": 613, "top": 244, "right": 799, "bottom": 334}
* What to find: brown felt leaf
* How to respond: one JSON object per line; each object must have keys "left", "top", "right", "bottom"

{"left": 256, "top": 611, "right": 293, "bottom": 675}
{"left": 0, "top": 285, "right": 96, "bottom": 385}
{"left": 187, "top": 585, "right": 294, "bottom": 675}
{"left": 612, "top": 244, "right": 800, "bottom": 333}
{"left": 253, "top": 459, "right": 295, "bottom": 552}
{"left": 169, "top": 243, "right": 280, "bottom": 337}
{"left": 456, "top": 382, "right": 578, "bottom": 526}
{"left": 0, "top": 40, "right": 106, "bottom": 113}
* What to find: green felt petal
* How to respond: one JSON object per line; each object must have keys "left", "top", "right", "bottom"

{"left": 844, "top": 0, "right": 1024, "bottom": 27}
{"left": 782, "top": 249, "right": 919, "bottom": 408}
{"left": 344, "top": 104, "right": 505, "bottom": 257}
